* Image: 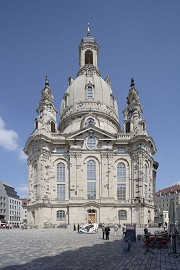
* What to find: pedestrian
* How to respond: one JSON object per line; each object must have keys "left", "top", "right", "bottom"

{"left": 114, "top": 224, "right": 118, "bottom": 236}
{"left": 88, "top": 219, "right": 92, "bottom": 224}
{"left": 77, "top": 223, "right": 80, "bottom": 233}
{"left": 105, "top": 224, "right": 110, "bottom": 240}
{"left": 73, "top": 223, "right": 76, "bottom": 231}
{"left": 165, "top": 221, "right": 167, "bottom": 229}
{"left": 122, "top": 224, "right": 126, "bottom": 236}
{"left": 102, "top": 223, "right": 105, "bottom": 239}
{"left": 144, "top": 224, "right": 148, "bottom": 235}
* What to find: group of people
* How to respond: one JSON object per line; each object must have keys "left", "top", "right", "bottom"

{"left": 73, "top": 223, "right": 80, "bottom": 233}
{"left": 102, "top": 224, "right": 111, "bottom": 240}
{"left": 158, "top": 222, "right": 168, "bottom": 230}
{"left": 102, "top": 224, "right": 122, "bottom": 240}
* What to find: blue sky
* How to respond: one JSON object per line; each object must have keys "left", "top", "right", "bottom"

{"left": 0, "top": 0, "right": 180, "bottom": 197}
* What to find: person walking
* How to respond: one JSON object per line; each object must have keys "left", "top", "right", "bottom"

{"left": 114, "top": 224, "right": 118, "bottom": 236}
{"left": 144, "top": 224, "right": 148, "bottom": 235}
{"left": 122, "top": 224, "right": 126, "bottom": 236}
{"left": 105, "top": 224, "right": 110, "bottom": 240}
{"left": 102, "top": 223, "right": 105, "bottom": 239}
{"left": 77, "top": 223, "right": 80, "bottom": 233}
{"left": 73, "top": 223, "right": 76, "bottom": 231}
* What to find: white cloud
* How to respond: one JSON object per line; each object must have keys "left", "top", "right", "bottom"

{"left": 0, "top": 116, "right": 18, "bottom": 151}
{"left": 19, "top": 148, "right": 27, "bottom": 160}
{"left": 16, "top": 184, "right": 29, "bottom": 198}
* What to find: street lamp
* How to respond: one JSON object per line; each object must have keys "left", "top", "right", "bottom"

{"left": 65, "top": 212, "right": 66, "bottom": 229}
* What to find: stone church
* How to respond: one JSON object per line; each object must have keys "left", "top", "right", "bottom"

{"left": 24, "top": 27, "right": 158, "bottom": 228}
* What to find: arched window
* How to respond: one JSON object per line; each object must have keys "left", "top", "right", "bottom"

{"left": 118, "top": 210, "right": 127, "bottom": 221}
{"left": 85, "top": 50, "right": 93, "bottom": 65}
{"left": 117, "top": 163, "right": 126, "bottom": 182}
{"left": 35, "top": 121, "right": 38, "bottom": 129}
{"left": 126, "top": 122, "right": 130, "bottom": 133}
{"left": 57, "top": 210, "right": 65, "bottom": 221}
{"left": 51, "top": 121, "right": 55, "bottom": 133}
{"left": 57, "top": 162, "right": 65, "bottom": 201}
{"left": 34, "top": 164, "right": 37, "bottom": 183}
{"left": 57, "top": 163, "right": 65, "bottom": 182}
{"left": 144, "top": 164, "right": 148, "bottom": 182}
{"left": 87, "top": 160, "right": 96, "bottom": 180}
{"left": 86, "top": 85, "right": 93, "bottom": 99}
{"left": 33, "top": 164, "right": 38, "bottom": 200}
{"left": 87, "top": 160, "right": 96, "bottom": 199}
{"left": 117, "top": 162, "right": 126, "bottom": 200}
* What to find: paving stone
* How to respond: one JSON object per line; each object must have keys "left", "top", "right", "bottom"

{"left": 0, "top": 228, "right": 180, "bottom": 269}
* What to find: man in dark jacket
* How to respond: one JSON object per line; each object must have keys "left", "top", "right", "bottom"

{"left": 105, "top": 225, "right": 110, "bottom": 240}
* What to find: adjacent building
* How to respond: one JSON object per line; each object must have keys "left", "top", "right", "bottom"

{"left": 0, "top": 180, "right": 23, "bottom": 226}
{"left": 21, "top": 198, "right": 29, "bottom": 224}
{"left": 24, "top": 27, "right": 158, "bottom": 228}
{"left": 0, "top": 180, "right": 7, "bottom": 224}
{"left": 154, "top": 184, "right": 180, "bottom": 224}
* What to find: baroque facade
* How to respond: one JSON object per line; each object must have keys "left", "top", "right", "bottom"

{"left": 24, "top": 28, "right": 158, "bottom": 228}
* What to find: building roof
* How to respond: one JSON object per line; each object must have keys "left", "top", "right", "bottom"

{"left": 156, "top": 183, "right": 180, "bottom": 197}
{"left": 3, "top": 184, "right": 20, "bottom": 199}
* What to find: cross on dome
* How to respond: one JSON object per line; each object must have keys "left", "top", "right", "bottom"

{"left": 87, "top": 23, "right": 90, "bottom": 37}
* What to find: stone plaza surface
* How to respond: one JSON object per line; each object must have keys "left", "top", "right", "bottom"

{"left": 1, "top": 227, "right": 180, "bottom": 270}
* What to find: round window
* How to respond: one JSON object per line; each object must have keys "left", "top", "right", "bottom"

{"left": 86, "top": 136, "right": 96, "bottom": 150}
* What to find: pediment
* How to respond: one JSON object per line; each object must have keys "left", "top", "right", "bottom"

{"left": 66, "top": 126, "right": 116, "bottom": 141}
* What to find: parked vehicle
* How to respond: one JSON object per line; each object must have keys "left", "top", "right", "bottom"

{"left": 79, "top": 223, "right": 98, "bottom": 234}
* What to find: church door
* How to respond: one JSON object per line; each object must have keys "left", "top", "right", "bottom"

{"left": 87, "top": 209, "right": 96, "bottom": 223}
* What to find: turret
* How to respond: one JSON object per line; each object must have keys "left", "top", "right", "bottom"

{"left": 77, "top": 24, "right": 100, "bottom": 77}
{"left": 123, "top": 78, "right": 147, "bottom": 134}
{"left": 35, "top": 76, "right": 58, "bottom": 133}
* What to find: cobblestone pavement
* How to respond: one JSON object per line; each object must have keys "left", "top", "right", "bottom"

{"left": 1, "top": 227, "right": 180, "bottom": 270}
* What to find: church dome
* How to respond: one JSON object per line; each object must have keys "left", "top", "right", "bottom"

{"left": 59, "top": 27, "right": 120, "bottom": 134}
{"left": 60, "top": 73, "right": 119, "bottom": 118}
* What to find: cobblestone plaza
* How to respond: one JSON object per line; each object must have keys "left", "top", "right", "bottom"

{"left": 1, "top": 228, "right": 180, "bottom": 270}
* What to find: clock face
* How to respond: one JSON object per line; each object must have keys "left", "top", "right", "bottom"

{"left": 86, "top": 117, "right": 95, "bottom": 125}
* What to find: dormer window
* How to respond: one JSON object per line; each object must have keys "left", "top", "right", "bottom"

{"left": 86, "top": 85, "right": 93, "bottom": 99}
{"left": 85, "top": 50, "right": 93, "bottom": 65}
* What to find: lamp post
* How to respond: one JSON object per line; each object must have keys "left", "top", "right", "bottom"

{"left": 65, "top": 212, "right": 66, "bottom": 229}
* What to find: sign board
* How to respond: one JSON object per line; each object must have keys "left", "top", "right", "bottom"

{"left": 125, "top": 224, "right": 136, "bottom": 242}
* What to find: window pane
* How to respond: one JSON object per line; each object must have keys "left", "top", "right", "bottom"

{"left": 117, "top": 184, "right": 126, "bottom": 200}
{"left": 87, "top": 182, "right": 96, "bottom": 199}
{"left": 87, "top": 86, "right": 93, "bottom": 99}
{"left": 57, "top": 163, "right": 65, "bottom": 182}
{"left": 87, "top": 137, "right": 96, "bottom": 150}
{"left": 57, "top": 210, "right": 65, "bottom": 220}
{"left": 117, "top": 163, "right": 126, "bottom": 182}
{"left": 118, "top": 210, "right": 127, "bottom": 220}
{"left": 87, "top": 160, "right": 96, "bottom": 180}
{"left": 57, "top": 184, "right": 65, "bottom": 201}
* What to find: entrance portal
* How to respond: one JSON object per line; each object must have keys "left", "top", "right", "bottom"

{"left": 87, "top": 209, "right": 96, "bottom": 223}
